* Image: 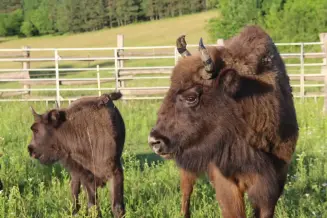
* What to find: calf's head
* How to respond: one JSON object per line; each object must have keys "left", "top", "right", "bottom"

{"left": 148, "top": 38, "right": 239, "bottom": 159}
{"left": 28, "top": 107, "right": 66, "bottom": 165}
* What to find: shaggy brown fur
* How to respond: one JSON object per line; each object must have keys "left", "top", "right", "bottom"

{"left": 28, "top": 92, "right": 125, "bottom": 218}
{"left": 148, "top": 25, "right": 298, "bottom": 218}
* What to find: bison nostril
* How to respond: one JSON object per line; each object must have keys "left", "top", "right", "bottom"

{"left": 152, "top": 143, "right": 163, "bottom": 153}
{"left": 28, "top": 145, "right": 34, "bottom": 154}
{"left": 148, "top": 135, "right": 165, "bottom": 152}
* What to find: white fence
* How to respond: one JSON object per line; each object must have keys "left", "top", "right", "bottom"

{"left": 0, "top": 40, "right": 327, "bottom": 107}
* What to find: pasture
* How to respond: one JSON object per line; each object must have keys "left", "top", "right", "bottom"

{"left": 0, "top": 98, "right": 327, "bottom": 218}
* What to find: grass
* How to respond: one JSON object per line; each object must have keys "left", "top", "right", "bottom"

{"left": 0, "top": 98, "right": 327, "bottom": 218}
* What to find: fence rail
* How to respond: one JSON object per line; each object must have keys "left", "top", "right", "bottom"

{"left": 1, "top": 34, "right": 327, "bottom": 108}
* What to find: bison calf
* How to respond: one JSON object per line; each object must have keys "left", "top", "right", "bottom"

{"left": 28, "top": 92, "right": 125, "bottom": 217}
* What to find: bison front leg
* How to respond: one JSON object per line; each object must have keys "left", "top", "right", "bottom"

{"left": 180, "top": 168, "right": 198, "bottom": 218}
{"left": 208, "top": 163, "right": 246, "bottom": 218}
{"left": 70, "top": 173, "right": 81, "bottom": 216}
{"left": 247, "top": 173, "right": 286, "bottom": 218}
{"left": 110, "top": 163, "right": 125, "bottom": 218}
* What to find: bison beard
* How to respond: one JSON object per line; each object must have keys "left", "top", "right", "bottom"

{"left": 149, "top": 25, "right": 298, "bottom": 218}
{"left": 27, "top": 92, "right": 125, "bottom": 218}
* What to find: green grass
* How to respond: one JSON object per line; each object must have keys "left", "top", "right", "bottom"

{"left": 0, "top": 98, "right": 327, "bottom": 218}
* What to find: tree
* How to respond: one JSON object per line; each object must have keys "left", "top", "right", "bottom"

{"left": 30, "top": 0, "right": 57, "bottom": 35}
{"left": 206, "top": 0, "right": 260, "bottom": 42}
{"left": 0, "top": 8, "right": 23, "bottom": 36}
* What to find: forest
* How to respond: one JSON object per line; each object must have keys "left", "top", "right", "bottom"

{"left": 0, "top": 0, "right": 218, "bottom": 36}
{"left": 0, "top": 0, "right": 327, "bottom": 43}
{"left": 207, "top": 0, "right": 327, "bottom": 42}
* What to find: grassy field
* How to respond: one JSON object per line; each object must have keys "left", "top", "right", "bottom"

{"left": 0, "top": 98, "right": 327, "bottom": 218}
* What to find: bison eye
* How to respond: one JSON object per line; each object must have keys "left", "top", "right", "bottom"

{"left": 32, "top": 129, "right": 38, "bottom": 134}
{"left": 184, "top": 95, "right": 199, "bottom": 106}
{"left": 186, "top": 96, "right": 196, "bottom": 102}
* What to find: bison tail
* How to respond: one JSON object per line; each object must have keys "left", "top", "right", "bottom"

{"left": 109, "top": 91, "right": 123, "bottom": 101}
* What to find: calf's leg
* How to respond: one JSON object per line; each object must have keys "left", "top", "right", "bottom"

{"left": 110, "top": 162, "right": 125, "bottom": 218}
{"left": 70, "top": 173, "right": 81, "bottom": 215}
{"left": 180, "top": 168, "right": 198, "bottom": 218}
{"left": 208, "top": 163, "right": 246, "bottom": 218}
{"left": 84, "top": 180, "right": 102, "bottom": 217}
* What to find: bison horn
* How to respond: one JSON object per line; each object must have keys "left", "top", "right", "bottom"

{"left": 199, "top": 37, "right": 214, "bottom": 74}
{"left": 30, "top": 106, "right": 41, "bottom": 122}
{"left": 176, "top": 35, "right": 191, "bottom": 57}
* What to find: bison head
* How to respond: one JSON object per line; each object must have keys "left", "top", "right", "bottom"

{"left": 28, "top": 107, "right": 66, "bottom": 165}
{"left": 148, "top": 37, "right": 241, "bottom": 161}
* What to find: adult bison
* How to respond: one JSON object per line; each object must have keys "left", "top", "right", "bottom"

{"left": 28, "top": 92, "right": 125, "bottom": 218}
{"left": 148, "top": 25, "right": 299, "bottom": 218}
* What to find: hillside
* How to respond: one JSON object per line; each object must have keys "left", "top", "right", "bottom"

{"left": 0, "top": 11, "right": 218, "bottom": 49}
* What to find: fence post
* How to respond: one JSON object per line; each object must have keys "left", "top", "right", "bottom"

{"left": 300, "top": 43, "right": 305, "bottom": 100}
{"left": 319, "top": 33, "right": 327, "bottom": 113}
{"left": 114, "top": 48, "right": 119, "bottom": 92}
{"left": 97, "top": 65, "right": 101, "bottom": 96}
{"left": 22, "top": 46, "right": 31, "bottom": 95}
{"left": 217, "top": 39, "right": 224, "bottom": 46}
{"left": 54, "top": 49, "right": 61, "bottom": 108}
{"left": 174, "top": 47, "right": 178, "bottom": 65}
{"left": 117, "top": 34, "right": 124, "bottom": 88}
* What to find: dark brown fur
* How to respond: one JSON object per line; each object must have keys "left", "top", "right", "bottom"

{"left": 148, "top": 25, "right": 298, "bottom": 218}
{"left": 28, "top": 92, "right": 125, "bottom": 218}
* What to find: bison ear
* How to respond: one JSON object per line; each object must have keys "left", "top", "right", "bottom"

{"left": 30, "top": 106, "right": 42, "bottom": 122}
{"left": 217, "top": 69, "right": 241, "bottom": 97}
{"left": 48, "top": 109, "right": 66, "bottom": 128}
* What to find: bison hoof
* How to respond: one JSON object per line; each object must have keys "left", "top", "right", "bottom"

{"left": 71, "top": 208, "right": 80, "bottom": 217}
{"left": 112, "top": 204, "right": 125, "bottom": 218}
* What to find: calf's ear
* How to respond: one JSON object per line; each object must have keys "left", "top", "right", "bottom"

{"left": 30, "top": 106, "right": 42, "bottom": 122}
{"left": 48, "top": 109, "right": 66, "bottom": 128}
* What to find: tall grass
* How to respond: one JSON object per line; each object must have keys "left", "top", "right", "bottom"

{"left": 0, "top": 98, "right": 327, "bottom": 217}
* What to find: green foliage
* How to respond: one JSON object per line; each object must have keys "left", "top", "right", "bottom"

{"left": 0, "top": 9, "right": 23, "bottom": 36}
{"left": 207, "top": 0, "right": 260, "bottom": 40}
{"left": 0, "top": 0, "right": 212, "bottom": 37}
{"left": 207, "top": 0, "right": 327, "bottom": 43}
{"left": 20, "top": 20, "right": 37, "bottom": 36}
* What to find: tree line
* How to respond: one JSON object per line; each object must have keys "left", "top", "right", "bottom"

{"left": 206, "top": 0, "right": 327, "bottom": 42}
{"left": 0, "top": 0, "right": 219, "bottom": 37}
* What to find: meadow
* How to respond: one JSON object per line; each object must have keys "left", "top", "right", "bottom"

{"left": 0, "top": 97, "right": 327, "bottom": 218}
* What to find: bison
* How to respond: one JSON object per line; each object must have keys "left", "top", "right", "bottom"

{"left": 148, "top": 25, "right": 299, "bottom": 218}
{"left": 28, "top": 92, "right": 126, "bottom": 217}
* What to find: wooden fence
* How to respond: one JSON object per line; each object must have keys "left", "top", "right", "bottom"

{"left": 0, "top": 33, "right": 327, "bottom": 109}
